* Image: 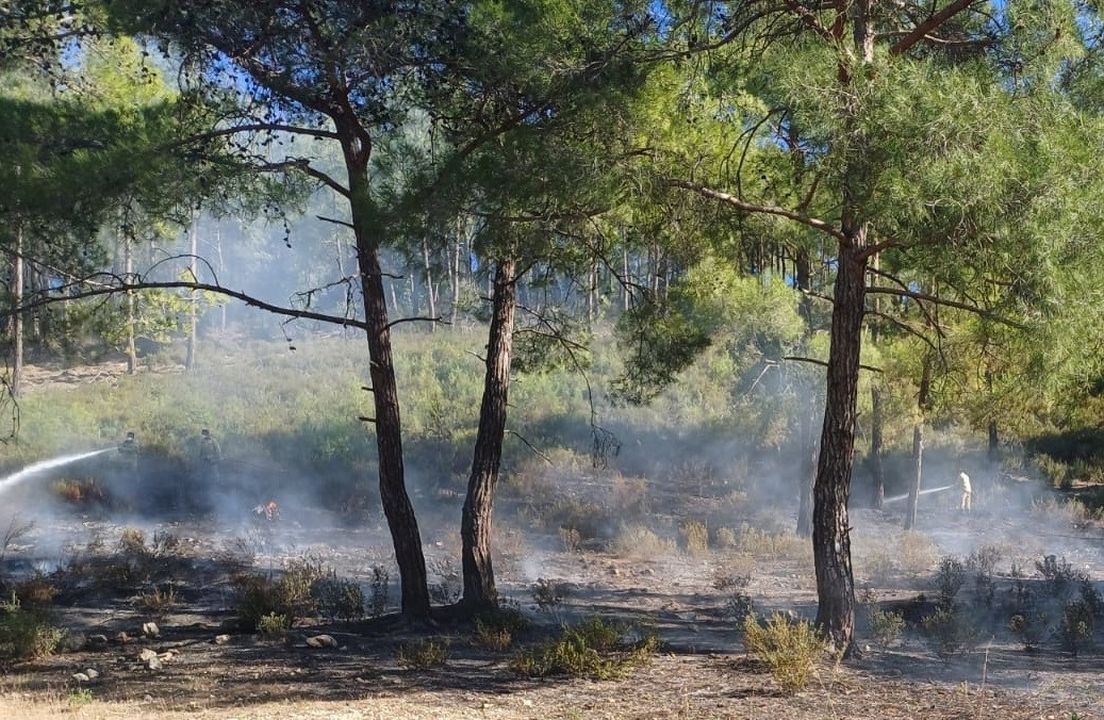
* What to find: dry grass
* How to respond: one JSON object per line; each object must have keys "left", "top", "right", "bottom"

{"left": 897, "top": 531, "right": 939, "bottom": 576}
{"left": 609, "top": 524, "right": 676, "bottom": 559}
{"left": 679, "top": 521, "right": 710, "bottom": 557}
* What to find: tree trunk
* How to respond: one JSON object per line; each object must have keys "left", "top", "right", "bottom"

{"left": 985, "top": 369, "right": 998, "bottom": 461}
{"left": 870, "top": 385, "right": 885, "bottom": 508}
{"left": 450, "top": 230, "right": 462, "bottom": 327}
{"left": 461, "top": 257, "right": 518, "bottom": 610}
{"left": 125, "top": 235, "right": 137, "bottom": 375}
{"left": 216, "top": 229, "right": 227, "bottom": 333}
{"left": 185, "top": 213, "right": 198, "bottom": 372}
{"left": 622, "top": 245, "right": 630, "bottom": 311}
{"left": 868, "top": 254, "right": 884, "bottom": 509}
{"left": 12, "top": 225, "right": 24, "bottom": 397}
{"left": 340, "top": 126, "right": 430, "bottom": 619}
{"left": 812, "top": 240, "right": 868, "bottom": 656}
{"left": 905, "top": 355, "right": 932, "bottom": 530}
{"left": 795, "top": 249, "right": 816, "bottom": 537}
{"left": 422, "top": 237, "right": 436, "bottom": 331}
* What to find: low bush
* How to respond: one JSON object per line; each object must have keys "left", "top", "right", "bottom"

{"left": 473, "top": 606, "right": 529, "bottom": 652}
{"left": 427, "top": 558, "right": 461, "bottom": 606}
{"left": 368, "top": 565, "right": 389, "bottom": 618}
{"left": 869, "top": 608, "right": 905, "bottom": 649}
{"left": 135, "top": 585, "right": 177, "bottom": 615}
{"left": 13, "top": 575, "right": 58, "bottom": 607}
{"left": 921, "top": 606, "right": 978, "bottom": 658}
{"left": 558, "top": 527, "right": 582, "bottom": 553}
{"left": 1008, "top": 611, "right": 1047, "bottom": 651}
{"left": 734, "top": 525, "right": 806, "bottom": 562}
{"left": 609, "top": 524, "right": 675, "bottom": 559}
{"left": 1059, "top": 600, "right": 1094, "bottom": 656}
{"left": 511, "top": 617, "right": 657, "bottom": 680}
{"left": 257, "top": 611, "right": 290, "bottom": 638}
{"left": 742, "top": 613, "right": 823, "bottom": 693}
{"left": 397, "top": 637, "right": 451, "bottom": 668}
{"left": 935, "top": 557, "right": 966, "bottom": 607}
{"left": 311, "top": 574, "right": 365, "bottom": 621}
{"left": 233, "top": 557, "right": 330, "bottom": 631}
{"left": 713, "top": 527, "right": 738, "bottom": 550}
{"left": 679, "top": 521, "right": 710, "bottom": 557}
{"left": 0, "top": 594, "right": 65, "bottom": 661}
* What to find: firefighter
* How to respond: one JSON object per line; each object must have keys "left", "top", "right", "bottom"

{"left": 111, "top": 431, "right": 140, "bottom": 508}
{"left": 959, "top": 471, "right": 972, "bottom": 512}
{"left": 198, "top": 428, "right": 222, "bottom": 482}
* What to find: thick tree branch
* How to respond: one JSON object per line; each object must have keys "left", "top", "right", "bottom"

{"left": 866, "top": 286, "right": 1024, "bottom": 328}
{"left": 178, "top": 123, "right": 341, "bottom": 147}
{"left": 5, "top": 280, "right": 368, "bottom": 331}
{"left": 668, "top": 179, "right": 846, "bottom": 242}
{"left": 783, "top": 355, "right": 883, "bottom": 373}
{"left": 889, "top": 0, "right": 980, "bottom": 55}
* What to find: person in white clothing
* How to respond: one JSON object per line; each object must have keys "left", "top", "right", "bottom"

{"left": 959, "top": 471, "right": 972, "bottom": 512}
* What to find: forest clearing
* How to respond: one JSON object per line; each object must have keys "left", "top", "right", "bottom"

{"left": 4, "top": 1, "right": 1104, "bottom": 718}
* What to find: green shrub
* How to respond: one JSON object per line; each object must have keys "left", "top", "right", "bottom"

{"left": 935, "top": 556, "right": 966, "bottom": 607}
{"left": 511, "top": 617, "right": 657, "bottom": 680}
{"left": 0, "top": 594, "right": 66, "bottom": 661}
{"left": 921, "top": 606, "right": 978, "bottom": 658}
{"left": 869, "top": 608, "right": 905, "bottom": 649}
{"left": 1008, "top": 611, "right": 1047, "bottom": 651}
{"left": 233, "top": 555, "right": 330, "bottom": 630}
{"left": 311, "top": 574, "right": 365, "bottom": 621}
{"left": 1059, "top": 600, "right": 1094, "bottom": 656}
{"left": 257, "top": 611, "right": 290, "bottom": 638}
{"left": 742, "top": 613, "right": 824, "bottom": 693}
{"left": 397, "top": 637, "right": 451, "bottom": 668}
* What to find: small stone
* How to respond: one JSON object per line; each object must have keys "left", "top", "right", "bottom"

{"left": 213, "top": 634, "right": 231, "bottom": 645}
{"left": 146, "top": 656, "right": 162, "bottom": 671}
{"left": 115, "top": 631, "right": 131, "bottom": 645}
{"left": 143, "top": 694, "right": 153, "bottom": 703}
{"left": 521, "top": 699, "right": 533, "bottom": 708}
{"left": 86, "top": 634, "right": 109, "bottom": 650}
{"left": 85, "top": 669, "right": 100, "bottom": 680}
{"left": 142, "top": 622, "right": 160, "bottom": 639}
{"left": 158, "top": 651, "right": 175, "bottom": 662}
{"left": 71, "top": 673, "right": 90, "bottom": 682}
{"left": 138, "top": 648, "right": 158, "bottom": 663}
{"left": 305, "top": 634, "right": 337, "bottom": 649}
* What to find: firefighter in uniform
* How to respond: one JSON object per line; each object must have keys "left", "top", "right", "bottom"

{"left": 199, "top": 428, "right": 222, "bottom": 482}
{"left": 959, "top": 471, "right": 973, "bottom": 512}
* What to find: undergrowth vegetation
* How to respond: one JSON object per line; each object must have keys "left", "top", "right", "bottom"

{"left": 511, "top": 617, "right": 658, "bottom": 680}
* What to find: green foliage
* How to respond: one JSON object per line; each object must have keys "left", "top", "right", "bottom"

{"left": 742, "top": 613, "right": 824, "bottom": 693}
{"left": 511, "top": 617, "right": 656, "bottom": 679}
{"left": 921, "top": 606, "right": 979, "bottom": 658}
{"left": 310, "top": 574, "right": 365, "bottom": 622}
{"left": 257, "top": 612, "right": 290, "bottom": 638}
{"left": 0, "top": 594, "right": 65, "bottom": 661}
{"left": 869, "top": 608, "right": 906, "bottom": 650}
{"left": 473, "top": 607, "right": 529, "bottom": 652}
{"left": 396, "top": 637, "right": 451, "bottom": 669}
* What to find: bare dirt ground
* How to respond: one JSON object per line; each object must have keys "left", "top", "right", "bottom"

{"left": 3, "top": 360, "right": 1103, "bottom": 718}
{"left": 0, "top": 497, "right": 1101, "bottom": 720}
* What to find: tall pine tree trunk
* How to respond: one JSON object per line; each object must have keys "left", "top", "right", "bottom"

{"left": 461, "top": 257, "right": 517, "bottom": 610}
{"left": 869, "top": 254, "right": 885, "bottom": 509}
{"left": 422, "top": 237, "right": 436, "bottom": 331}
{"left": 905, "top": 355, "right": 932, "bottom": 530}
{"left": 795, "top": 249, "right": 816, "bottom": 537}
{"left": 812, "top": 238, "right": 868, "bottom": 656}
{"left": 11, "top": 225, "right": 23, "bottom": 397}
{"left": 985, "top": 369, "right": 998, "bottom": 461}
{"left": 340, "top": 124, "right": 430, "bottom": 619}
{"left": 125, "top": 235, "right": 137, "bottom": 375}
{"left": 185, "top": 213, "right": 198, "bottom": 371}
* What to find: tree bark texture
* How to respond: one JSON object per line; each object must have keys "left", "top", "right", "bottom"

{"left": 795, "top": 249, "right": 816, "bottom": 538}
{"left": 812, "top": 240, "right": 868, "bottom": 656}
{"left": 460, "top": 257, "right": 518, "bottom": 610}
{"left": 905, "top": 354, "right": 932, "bottom": 530}
{"left": 340, "top": 125, "right": 430, "bottom": 619}
{"left": 125, "top": 235, "right": 137, "bottom": 375}
{"left": 12, "top": 225, "right": 24, "bottom": 397}
{"left": 185, "top": 213, "right": 198, "bottom": 372}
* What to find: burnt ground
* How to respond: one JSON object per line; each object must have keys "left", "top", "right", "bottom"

{"left": 0, "top": 485, "right": 1102, "bottom": 720}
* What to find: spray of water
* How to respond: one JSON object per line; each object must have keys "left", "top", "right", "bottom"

{"left": 883, "top": 484, "right": 955, "bottom": 505}
{"left": 0, "top": 448, "right": 113, "bottom": 495}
